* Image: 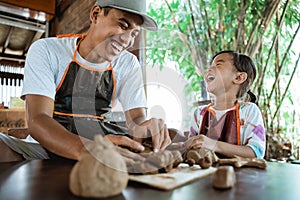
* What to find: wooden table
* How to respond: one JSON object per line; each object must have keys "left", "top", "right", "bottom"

{"left": 0, "top": 159, "right": 299, "bottom": 200}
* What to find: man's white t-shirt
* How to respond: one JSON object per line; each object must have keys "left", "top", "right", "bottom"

{"left": 21, "top": 36, "right": 147, "bottom": 111}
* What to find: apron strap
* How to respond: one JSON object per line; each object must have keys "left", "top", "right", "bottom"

{"left": 235, "top": 102, "right": 241, "bottom": 145}
{"left": 53, "top": 111, "right": 104, "bottom": 120}
{"left": 57, "top": 33, "right": 87, "bottom": 38}
{"left": 200, "top": 102, "right": 241, "bottom": 145}
{"left": 72, "top": 35, "right": 86, "bottom": 61}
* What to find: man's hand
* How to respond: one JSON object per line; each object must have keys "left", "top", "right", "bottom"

{"left": 125, "top": 108, "right": 171, "bottom": 152}
{"left": 104, "top": 134, "right": 144, "bottom": 151}
{"left": 104, "top": 134, "right": 146, "bottom": 163}
{"left": 114, "top": 146, "right": 146, "bottom": 164}
{"left": 129, "top": 118, "right": 172, "bottom": 152}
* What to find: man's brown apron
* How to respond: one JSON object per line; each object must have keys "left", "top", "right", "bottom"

{"left": 53, "top": 34, "right": 128, "bottom": 140}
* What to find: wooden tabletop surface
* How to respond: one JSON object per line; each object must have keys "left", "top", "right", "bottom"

{"left": 0, "top": 158, "right": 299, "bottom": 200}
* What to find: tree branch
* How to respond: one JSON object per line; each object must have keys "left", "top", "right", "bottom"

{"left": 267, "top": 22, "right": 300, "bottom": 101}
{"left": 272, "top": 52, "right": 300, "bottom": 121}
{"left": 256, "top": 0, "right": 290, "bottom": 98}
{"left": 246, "top": 0, "right": 282, "bottom": 57}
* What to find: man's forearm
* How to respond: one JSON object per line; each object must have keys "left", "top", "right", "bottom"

{"left": 28, "top": 114, "right": 90, "bottom": 160}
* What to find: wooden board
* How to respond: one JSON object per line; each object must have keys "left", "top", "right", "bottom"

{"left": 129, "top": 163, "right": 217, "bottom": 190}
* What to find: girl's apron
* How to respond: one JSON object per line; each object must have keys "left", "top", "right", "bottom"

{"left": 199, "top": 102, "right": 241, "bottom": 145}
{"left": 53, "top": 34, "right": 128, "bottom": 140}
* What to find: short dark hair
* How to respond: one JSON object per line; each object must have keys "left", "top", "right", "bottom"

{"left": 101, "top": 6, "right": 112, "bottom": 16}
{"left": 210, "top": 50, "right": 257, "bottom": 103}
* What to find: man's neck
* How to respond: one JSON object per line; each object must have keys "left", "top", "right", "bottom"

{"left": 78, "top": 37, "right": 107, "bottom": 63}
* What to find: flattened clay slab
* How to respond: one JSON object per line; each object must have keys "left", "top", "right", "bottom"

{"left": 129, "top": 163, "right": 217, "bottom": 190}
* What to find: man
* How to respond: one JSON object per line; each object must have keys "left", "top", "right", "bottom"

{"left": 0, "top": 0, "right": 171, "bottom": 162}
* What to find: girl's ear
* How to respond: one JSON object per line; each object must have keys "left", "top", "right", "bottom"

{"left": 233, "top": 72, "right": 247, "bottom": 84}
{"left": 90, "top": 6, "right": 101, "bottom": 23}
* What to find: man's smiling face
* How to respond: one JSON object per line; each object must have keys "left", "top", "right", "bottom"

{"left": 90, "top": 7, "right": 143, "bottom": 62}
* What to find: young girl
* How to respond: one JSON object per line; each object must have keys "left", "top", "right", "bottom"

{"left": 187, "top": 50, "right": 266, "bottom": 158}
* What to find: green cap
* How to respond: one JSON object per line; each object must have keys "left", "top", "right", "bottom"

{"left": 95, "top": 0, "right": 158, "bottom": 31}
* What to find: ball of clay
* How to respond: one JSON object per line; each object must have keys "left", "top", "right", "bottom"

{"left": 127, "top": 161, "right": 159, "bottom": 175}
{"left": 69, "top": 135, "right": 128, "bottom": 198}
{"left": 198, "top": 156, "right": 212, "bottom": 169}
{"left": 185, "top": 158, "right": 196, "bottom": 166}
{"left": 171, "top": 150, "right": 183, "bottom": 168}
{"left": 212, "top": 166, "right": 236, "bottom": 189}
{"left": 186, "top": 150, "right": 201, "bottom": 162}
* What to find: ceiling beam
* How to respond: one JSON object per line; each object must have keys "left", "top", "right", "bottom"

{"left": 22, "top": 31, "right": 44, "bottom": 56}
{"left": 2, "top": 26, "right": 14, "bottom": 54}
{"left": 0, "top": 53, "right": 26, "bottom": 62}
{"left": 0, "top": 15, "right": 46, "bottom": 32}
{"left": 0, "top": 0, "right": 55, "bottom": 16}
{"left": 0, "top": 60, "right": 24, "bottom": 67}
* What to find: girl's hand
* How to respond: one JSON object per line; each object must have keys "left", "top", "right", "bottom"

{"left": 185, "top": 135, "right": 218, "bottom": 151}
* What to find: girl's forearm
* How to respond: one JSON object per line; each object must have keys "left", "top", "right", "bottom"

{"left": 214, "top": 141, "right": 256, "bottom": 158}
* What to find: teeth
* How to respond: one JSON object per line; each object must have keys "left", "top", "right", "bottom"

{"left": 111, "top": 42, "right": 122, "bottom": 52}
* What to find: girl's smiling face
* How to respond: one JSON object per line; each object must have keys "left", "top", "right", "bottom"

{"left": 204, "top": 53, "right": 238, "bottom": 95}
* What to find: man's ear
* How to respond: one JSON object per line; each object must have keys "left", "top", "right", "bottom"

{"left": 233, "top": 72, "right": 247, "bottom": 84}
{"left": 90, "top": 6, "right": 101, "bottom": 23}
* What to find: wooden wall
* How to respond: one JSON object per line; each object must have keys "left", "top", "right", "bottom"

{"left": 50, "top": 0, "right": 96, "bottom": 36}
{"left": 49, "top": 0, "right": 143, "bottom": 60}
